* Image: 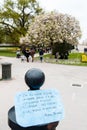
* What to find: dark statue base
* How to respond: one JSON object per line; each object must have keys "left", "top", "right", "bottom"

{"left": 8, "top": 106, "right": 59, "bottom": 130}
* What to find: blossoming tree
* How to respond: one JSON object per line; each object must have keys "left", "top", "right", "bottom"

{"left": 21, "top": 11, "right": 82, "bottom": 59}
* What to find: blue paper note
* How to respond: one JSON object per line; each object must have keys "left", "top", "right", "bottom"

{"left": 15, "top": 89, "right": 64, "bottom": 127}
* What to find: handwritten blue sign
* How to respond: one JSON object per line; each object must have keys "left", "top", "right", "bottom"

{"left": 15, "top": 89, "right": 64, "bottom": 127}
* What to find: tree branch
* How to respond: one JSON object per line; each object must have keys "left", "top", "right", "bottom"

{"left": 0, "top": 21, "right": 22, "bottom": 34}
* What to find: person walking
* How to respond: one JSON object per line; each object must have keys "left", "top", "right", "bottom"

{"left": 55, "top": 52, "right": 59, "bottom": 62}
{"left": 25, "top": 49, "right": 30, "bottom": 62}
{"left": 30, "top": 48, "right": 35, "bottom": 62}
{"left": 39, "top": 48, "right": 44, "bottom": 62}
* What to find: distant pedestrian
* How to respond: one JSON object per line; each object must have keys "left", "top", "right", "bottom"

{"left": 39, "top": 48, "right": 44, "bottom": 62}
{"left": 30, "top": 48, "right": 35, "bottom": 62}
{"left": 25, "top": 49, "right": 30, "bottom": 62}
{"left": 55, "top": 52, "right": 59, "bottom": 62}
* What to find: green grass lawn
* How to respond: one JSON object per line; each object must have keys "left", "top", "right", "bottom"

{"left": 43, "top": 52, "right": 87, "bottom": 66}
{"left": 0, "top": 47, "right": 19, "bottom": 57}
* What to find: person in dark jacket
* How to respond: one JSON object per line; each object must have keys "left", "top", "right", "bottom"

{"left": 39, "top": 48, "right": 44, "bottom": 62}
{"left": 25, "top": 49, "right": 30, "bottom": 62}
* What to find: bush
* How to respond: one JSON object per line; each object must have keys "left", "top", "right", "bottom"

{"left": 52, "top": 42, "right": 74, "bottom": 59}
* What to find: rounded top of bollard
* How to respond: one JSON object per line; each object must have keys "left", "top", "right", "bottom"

{"left": 25, "top": 68, "right": 45, "bottom": 90}
{"left": 1, "top": 62, "right": 12, "bottom": 65}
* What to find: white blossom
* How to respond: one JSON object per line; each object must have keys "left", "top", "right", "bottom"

{"left": 22, "top": 11, "right": 82, "bottom": 46}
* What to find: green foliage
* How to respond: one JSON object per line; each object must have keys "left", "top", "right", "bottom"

{"left": 0, "top": 0, "right": 43, "bottom": 44}
{"left": 52, "top": 41, "right": 74, "bottom": 59}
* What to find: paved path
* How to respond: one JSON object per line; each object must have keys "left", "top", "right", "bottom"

{"left": 0, "top": 56, "right": 87, "bottom": 130}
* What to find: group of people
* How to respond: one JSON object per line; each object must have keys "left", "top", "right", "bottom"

{"left": 16, "top": 47, "right": 44, "bottom": 62}
{"left": 23, "top": 48, "right": 35, "bottom": 62}
{"left": 16, "top": 48, "right": 35, "bottom": 62}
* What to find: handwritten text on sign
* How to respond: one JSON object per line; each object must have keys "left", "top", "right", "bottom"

{"left": 15, "top": 89, "right": 64, "bottom": 127}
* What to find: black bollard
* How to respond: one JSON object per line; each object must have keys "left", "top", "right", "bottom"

{"left": 1, "top": 62, "right": 12, "bottom": 80}
{"left": 25, "top": 68, "right": 45, "bottom": 90}
{"left": 8, "top": 68, "right": 59, "bottom": 130}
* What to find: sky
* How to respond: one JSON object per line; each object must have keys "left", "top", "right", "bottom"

{"left": 37, "top": 0, "right": 87, "bottom": 43}
{"left": 0, "top": 0, "right": 87, "bottom": 43}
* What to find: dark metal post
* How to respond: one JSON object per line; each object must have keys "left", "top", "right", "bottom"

{"left": 8, "top": 68, "right": 59, "bottom": 130}
{"left": 1, "top": 62, "right": 12, "bottom": 80}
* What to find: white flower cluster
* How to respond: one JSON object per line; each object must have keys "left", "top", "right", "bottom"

{"left": 21, "top": 11, "right": 82, "bottom": 46}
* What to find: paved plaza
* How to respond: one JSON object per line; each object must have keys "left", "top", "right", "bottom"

{"left": 0, "top": 56, "right": 87, "bottom": 130}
